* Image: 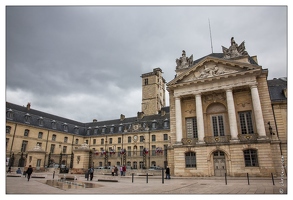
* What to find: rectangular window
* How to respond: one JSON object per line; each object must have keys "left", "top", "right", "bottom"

{"left": 36, "top": 159, "right": 41, "bottom": 167}
{"left": 6, "top": 126, "right": 11, "bottom": 134}
{"left": 128, "top": 137, "right": 131, "bottom": 143}
{"left": 50, "top": 144, "right": 55, "bottom": 153}
{"left": 37, "top": 142, "right": 42, "bottom": 147}
{"left": 127, "top": 146, "right": 131, "bottom": 156}
{"left": 212, "top": 115, "right": 225, "bottom": 136}
{"left": 239, "top": 111, "right": 254, "bottom": 134}
{"left": 21, "top": 140, "right": 28, "bottom": 152}
{"left": 93, "top": 139, "right": 96, "bottom": 144}
{"left": 75, "top": 139, "right": 79, "bottom": 144}
{"left": 140, "top": 146, "right": 144, "bottom": 156}
{"left": 64, "top": 137, "right": 68, "bottom": 143}
{"left": 118, "top": 137, "right": 121, "bottom": 144}
{"left": 109, "top": 138, "right": 112, "bottom": 144}
{"left": 24, "top": 129, "right": 29, "bottom": 137}
{"left": 63, "top": 146, "right": 67, "bottom": 154}
{"left": 185, "top": 152, "right": 196, "bottom": 168}
{"left": 38, "top": 132, "right": 43, "bottom": 139}
{"left": 144, "top": 78, "right": 148, "bottom": 85}
{"left": 244, "top": 149, "right": 258, "bottom": 167}
{"left": 101, "top": 139, "right": 104, "bottom": 145}
{"left": 163, "top": 134, "right": 168, "bottom": 141}
{"left": 151, "top": 145, "right": 156, "bottom": 156}
{"left": 140, "top": 136, "right": 144, "bottom": 142}
{"left": 152, "top": 135, "right": 156, "bottom": 142}
{"left": 186, "top": 117, "right": 198, "bottom": 138}
{"left": 52, "top": 134, "right": 56, "bottom": 141}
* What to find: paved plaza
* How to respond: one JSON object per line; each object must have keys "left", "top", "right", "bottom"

{"left": 5, "top": 172, "right": 288, "bottom": 196}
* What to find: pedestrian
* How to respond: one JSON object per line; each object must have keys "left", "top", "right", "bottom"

{"left": 88, "top": 166, "right": 94, "bottom": 181}
{"left": 165, "top": 166, "right": 170, "bottom": 179}
{"left": 122, "top": 165, "right": 126, "bottom": 176}
{"left": 114, "top": 166, "right": 118, "bottom": 176}
{"left": 26, "top": 165, "right": 33, "bottom": 181}
{"left": 7, "top": 166, "right": 11, "bottom": 173}
{"left": 120, "top": 166, "right": 123, "bottom": 176}
{"left": 111, "top": 166, "right": 115, "bottom": 176}
{"left": 16, "top": 168, "right": 22, "bottom": 174}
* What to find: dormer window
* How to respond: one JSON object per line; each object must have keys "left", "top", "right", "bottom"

{"left": 74, "top": 126, "right": 79, "bottom": 134}
{"left": 87, "top": 127, "right": 92, "bottom": 135}
{"left": 102, "top": 125, "right": 107, "bottom": 134}
{"left": 163, "top": 118, "right": 169, "bottom": 129}
{"left": 152, "top": 120, "right": 157, "bottom": 130}
{"left": 51, "top": 120, "right": 56, "bottom": 129}
{"left": 38, "top": 117, "right": 44, "bottom": 126}
{"left": 118, "top": 123, "right": 123, "bottom": 133}
{"left": 94, "top": 126, "right": 99, "bottom": 135}
{"left": 24, "top": 113, "right": 31, "bottom": 124}
{"left": 110, "top": 125, "right": 115, "bottom": 133}
{"left": 6, "top": 109, "right": 13, "bottom": 119}
{"left": 63, "top": 123, "right": 68, "bottom": 132}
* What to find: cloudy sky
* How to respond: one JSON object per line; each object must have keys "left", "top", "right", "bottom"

{"left": 5, "top": 4, "right": 288, "bottom": 123}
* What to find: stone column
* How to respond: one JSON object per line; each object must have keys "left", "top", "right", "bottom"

{"left": 250, "top": 85, "right": 266, "bottom": 138}
{"left": 175, "top": 97, "right": 183, "bottom": 144}
{"left": 195, "top": 94, "right": 205, "bottom": 143}
{"left": 226, "top": 89, "right": 239, "bottom": 141}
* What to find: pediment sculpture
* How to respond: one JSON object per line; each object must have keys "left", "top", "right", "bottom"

{"left": 222, "top": 37, "right": 248, "bottom": 59}
{"left": 176, "top": 50, "right": 193, "bottom": 69}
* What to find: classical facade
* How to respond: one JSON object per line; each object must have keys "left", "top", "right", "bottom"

{"left": 6, "top": 37, "right": 287, "bottom": 177}
{"left": 166, "top": 37, "right": 287, "bottom": 177}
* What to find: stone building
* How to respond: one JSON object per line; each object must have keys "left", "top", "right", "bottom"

{"left": 6, "top": 37, "right": 287, "bottom": 177}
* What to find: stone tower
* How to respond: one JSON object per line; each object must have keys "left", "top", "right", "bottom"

{"left": 141, "top": 68, "right": 166, "bottom": 116}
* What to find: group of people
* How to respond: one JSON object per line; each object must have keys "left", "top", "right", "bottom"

{"left": 111, "top": 165, "right": 126, "bottom": 176}
{"left": 7, "top": 165, "right": 33, "bottom": 181}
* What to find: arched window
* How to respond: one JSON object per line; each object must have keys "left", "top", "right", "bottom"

{"left": 185, "top": 151, "right": 196, "bottom": 168}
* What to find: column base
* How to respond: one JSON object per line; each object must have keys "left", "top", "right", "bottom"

{"left": 229, "top": 139, "right": 239, "bottom": 143}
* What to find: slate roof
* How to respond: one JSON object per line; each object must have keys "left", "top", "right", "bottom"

{"left": 6, "top": 102, "right": 170, "bottom": 136}
{"left": 267, "top": 77, "right": 287, "bottom": 102}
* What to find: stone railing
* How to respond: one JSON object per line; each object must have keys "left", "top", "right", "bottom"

{"left": 204, "top": 135, "right": 231, "bottom": 144}
{"left": 238, "top": 133, "right": 258, "bottom": 142}
{"left": 181, "top": 138, "right": 198, "bottom": 145}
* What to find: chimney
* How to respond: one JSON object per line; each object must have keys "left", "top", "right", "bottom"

{"left": 137, "top": 111, "right": 144, "bottom": 119}
{"left": 93, "top": 119, "right": 98, "bottom": 123}
{"left": 120, "top": 114, "right": 125, "bottom": 121}
{"left": 26, "top": 102, "right": 31, "bottom": 110}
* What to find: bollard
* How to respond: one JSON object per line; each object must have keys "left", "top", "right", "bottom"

{"left": 225, "top": 173, "right": 227, "bottom": 185}
{"left": 132, "top": 173, "right": 134, "bottom": 183}
{"left": 162, "top": 168, "right": 164, "bottom": 184}
{"left": 53, "top": 171, "right": 55, "bottom": 179}
{"left": 247, "top": 173, "right": 250, "bottom": 185}
{"left": 271, "top": 173, "right": 275, "bottom": 185}
{"left": 146, "top": 173, "right": 148, "bottom": 183}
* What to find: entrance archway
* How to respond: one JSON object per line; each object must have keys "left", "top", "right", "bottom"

{"left": 213, "top": 150, "right": 226, "bottom": 176}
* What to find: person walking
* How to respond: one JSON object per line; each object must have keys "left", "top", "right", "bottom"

{"left": 120, "top": 166, "right": 123, "bottom": 176}
{"left": 114, "top": 166, "right": 118, "bottom": 176}
{"left": 88, "top": 166, "right": 94, "bottom": 181}
{"left": 122, "top": 165, "right": 126, "bottom": 176}
{"left": 165, "top": 166, "right": 170, "bottom": 179}
{"left": 111, "top": 166, "right": 115, "bottom": 176}
{"left": 26, "top": 165, "right": 33, "bottom": 181}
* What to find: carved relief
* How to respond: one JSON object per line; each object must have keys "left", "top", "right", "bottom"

{"left": 204, "top": 92, "right": 226, "bottom": 103}
{"left": 184, "top": 103, "right": 196, "bottom": 114}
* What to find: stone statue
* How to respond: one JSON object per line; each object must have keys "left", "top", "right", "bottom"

{"left": 222, "top": 37, "right": 248, "bottom": 59}
{"left": 176, "top": 50, "right": 193, "bottom": 69}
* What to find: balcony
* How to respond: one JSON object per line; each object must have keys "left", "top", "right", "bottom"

{"left": 181, "top": 138, "right": 198, "bottom": 145}
{"left": 238, "top": 133, "right": 258, "bottom": 142}
{"left": 204, "top": 135, "right": 231, "bottom": 144}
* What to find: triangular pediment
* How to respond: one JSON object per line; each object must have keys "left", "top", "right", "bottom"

{"left": 167, "top": 56, "right": 261, "bottom": 87}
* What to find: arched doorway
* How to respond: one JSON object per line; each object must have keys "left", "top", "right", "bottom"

{"left": 213, "top": 150, "right": 226, "bottom": 176}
